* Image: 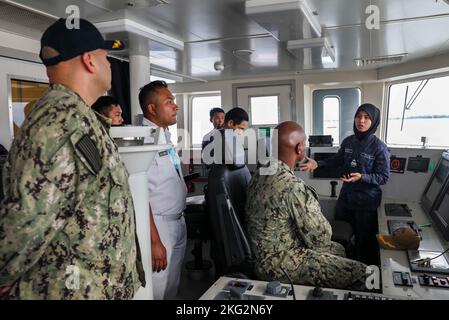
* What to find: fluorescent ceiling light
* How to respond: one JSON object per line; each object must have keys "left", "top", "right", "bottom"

{"left": 287, "top": 37, "right": 326, "bottom": 49}
{"left": 95, "top": 19, "right": 184, "bottom": 51}
{"left": 150, "top": 75, "right": 176, "bottom": 84}
{"left": 322, "top": 42, "right": 335, "bottom": 63}
{"left": 321, "top": 50, "right": 334, "bottom": 64}
{"left": 245, "top": 0, "right": 321, "bottom": 36}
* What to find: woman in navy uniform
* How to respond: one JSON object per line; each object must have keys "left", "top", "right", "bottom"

{"left": 301, "top": 103, "right": 390, "bottom": 265}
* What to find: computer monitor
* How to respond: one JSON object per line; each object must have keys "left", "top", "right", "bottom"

{"left": 430, "top": 185, "right": 449, "bottom": 241}
{"left": 308, "top": 135, "right": 333, "bottom": 147}
{"left": 421, "top": 151, "right": 449, "bottom": 214}
{"left": 312, "top": 152, "right": 342, "bottom": 179}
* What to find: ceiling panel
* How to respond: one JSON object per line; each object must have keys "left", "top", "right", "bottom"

{"left": 0, "top": 1, "right": 55, "bottom": 38}
{"left": 328, "top": 16, "right": 449, "bottom": 68}
{"left": 127, "top": 0, "right": 267, "bottom": 42}
{"left": 311, "top": 0, "right": 449, "bottom": 28}
{"left": 3, "top": 0, "right": 449, "bottom": 81}
{"left": 2, "top": 0, "right": 109, "bottom": 20}
{"left": 245, "top": 2, "right": 320, "bottom": 41}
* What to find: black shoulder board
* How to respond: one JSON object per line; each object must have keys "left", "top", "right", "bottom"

{"left": 76, "top": 134, "right": 102, "bottom": 174}
{"left": 158, "top": 150, "right": 168, "bottom": 157}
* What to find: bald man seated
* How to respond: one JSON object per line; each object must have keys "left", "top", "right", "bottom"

{"left": 245, "top": 121, "right": 368, "bottom": 291}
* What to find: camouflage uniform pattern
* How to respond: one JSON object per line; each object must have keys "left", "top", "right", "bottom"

{"left": 0, "top": 84, "right": 144, "bottom": 299}
{"left": 245, "top": 160, "right": 367, "bottom": 291}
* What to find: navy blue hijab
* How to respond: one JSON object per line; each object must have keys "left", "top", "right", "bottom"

{"left": 353, "top": 103, "right": 381, "bottom": 140}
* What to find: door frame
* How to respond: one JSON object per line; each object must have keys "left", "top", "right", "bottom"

{"left": 232, "top": 80, "right": 296, "bottom": 122}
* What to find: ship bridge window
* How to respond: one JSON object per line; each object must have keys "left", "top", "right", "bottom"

{"left": 323, "top": 97, "right": 340, "bottom": 145}
{"left": 10, "top": 79, "right": 49, "bottom": 138}
{"left": 387, "top": 75, "right": 449, "bottom": 148}
{"left": 190, "top": 94, "right": 221, "bottom": 147}
{"left": 250, "top": 95, "right": 279, "bottom": 125}
{"left": 312, "top": 88, "right": 361, "bottom": 145}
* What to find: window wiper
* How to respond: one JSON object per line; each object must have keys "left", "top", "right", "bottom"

{"left": 400, "top": 79, "right": 429, "bottom": 131}
{"left": 400, "top": 85, "right": 409, "bottom": 131}
{"left": 406, "top": 79, "right": 428, "bottom": 110}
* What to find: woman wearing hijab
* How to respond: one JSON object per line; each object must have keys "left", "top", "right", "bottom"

{"left": 300, "top": 103, "right": 390, "bottom": 266}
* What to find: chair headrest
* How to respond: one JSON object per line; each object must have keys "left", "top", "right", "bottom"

{"left": 0, "top": 144, "right": 8, "bottom": 156}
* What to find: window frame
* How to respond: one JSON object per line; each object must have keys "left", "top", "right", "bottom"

{"left": 385, "top": 72, "right": 449, "bottom": 148}
{"left": 188, "top": 92, "right": 221, "bottom": 148}
{"left": 8, "top": 75, "right": 49, "bottom": 139}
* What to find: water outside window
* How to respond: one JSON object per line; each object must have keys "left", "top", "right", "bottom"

{"left": 387, "top": 75, "right": 449, "bottom": 147}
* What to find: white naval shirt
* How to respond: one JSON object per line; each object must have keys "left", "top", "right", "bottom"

{"left": 202, "top": 128, "right": 216, "bottom": 147}
{"left": 208, "top": 129, "right": 245, "bottom": 166}
{"left": 142, "top": 118, "right": 187, "bottom": 215}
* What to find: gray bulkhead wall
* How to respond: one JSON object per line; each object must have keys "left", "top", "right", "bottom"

{"left": 298, "top": 147, "right": 443, "bottom": 202}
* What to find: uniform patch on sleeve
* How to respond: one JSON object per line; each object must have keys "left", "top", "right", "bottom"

{"left": 306, "top": 185, "right": 319, "bottom": 201}
{"left": 75, "top": 134, "right": 102, "bottom": 174}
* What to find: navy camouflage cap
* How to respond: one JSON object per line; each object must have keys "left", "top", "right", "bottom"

{"left": 40, "top": 18, "right": 124, "bottom": 67}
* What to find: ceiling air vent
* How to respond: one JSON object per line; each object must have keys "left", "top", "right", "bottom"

{"left": 232, "top": 49, "right": 255, "bottom": 56}
{"left": 354, "top": 53, "right": 408, "bottom": 67}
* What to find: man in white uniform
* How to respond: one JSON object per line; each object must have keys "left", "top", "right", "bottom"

{"left": 203, "top": 107, "right": 249, "bottom": 166}
{"left": 138, "top": 80, "right": 187, "bottom": 300}
{"left": 201, "top": 107, "right": 225, "bottom": 150}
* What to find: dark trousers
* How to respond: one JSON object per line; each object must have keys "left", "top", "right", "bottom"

{"left": 335, "top": 200, "right": 380, "bottom": 266}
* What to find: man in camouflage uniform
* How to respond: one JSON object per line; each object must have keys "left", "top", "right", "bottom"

{"left": 0, "top": 18, "right": 144, "bottom": 299}
{"left": 245, "top": 121, "right": 367, "bottom": 290}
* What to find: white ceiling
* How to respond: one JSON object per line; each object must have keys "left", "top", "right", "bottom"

{"left": 2, "top": 0, "right": 449, "bottom": 82}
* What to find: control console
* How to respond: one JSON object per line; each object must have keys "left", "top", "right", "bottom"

{"left": 344, "top": 292, "right": 399, "bottom": 300}
{"left": 200, "top": 277, "right": 411, "bottom": 300}
{"left": 418, "top": 274, "right": 449, "bottom": 288}
{"left": 392, "top": 271, "right": 413, "bottom": 287}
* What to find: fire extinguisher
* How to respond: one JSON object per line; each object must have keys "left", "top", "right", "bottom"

{"left": 187, "top": 158, "right": 194, "bottom": 193}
